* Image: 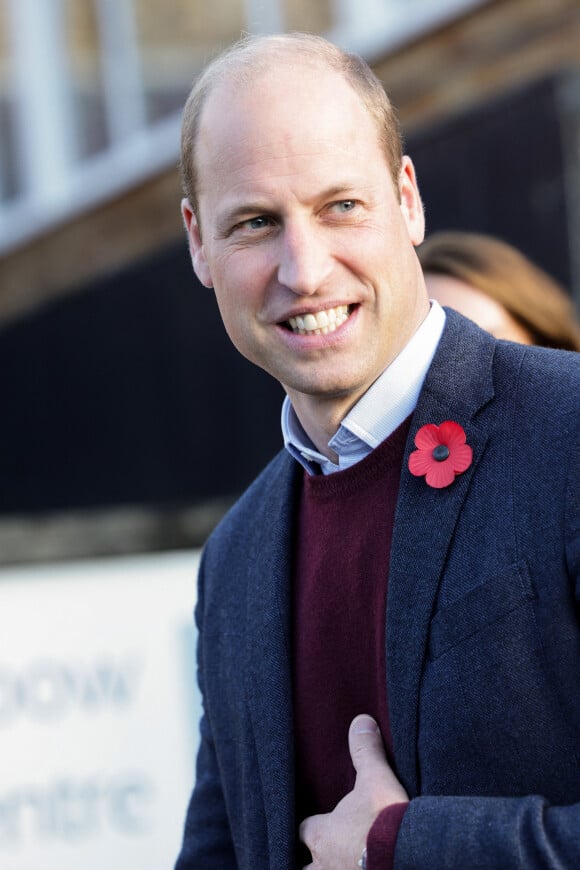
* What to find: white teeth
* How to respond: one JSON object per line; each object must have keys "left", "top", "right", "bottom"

{"left": 286, "top": 305, "right": 350, "bottom": 335}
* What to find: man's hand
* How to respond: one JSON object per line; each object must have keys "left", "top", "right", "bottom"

{"left": 299, "top": 714, "right": 408, "bottom": 869}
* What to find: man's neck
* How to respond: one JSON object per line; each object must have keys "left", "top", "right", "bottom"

{"left": 284, "top": 390, "right": 363, "bottom": 462}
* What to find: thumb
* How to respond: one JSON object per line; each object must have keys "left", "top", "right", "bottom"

{"left": 348, "top": 714, "right": 387, "bottom": 777}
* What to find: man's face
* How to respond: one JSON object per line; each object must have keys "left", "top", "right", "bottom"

{"left": 183, "top": 62, "right": 428, "bottom": 422}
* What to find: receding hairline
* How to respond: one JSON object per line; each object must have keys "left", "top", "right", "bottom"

{"left": 180, "top": 32, "right": 404, "bottom": 219}
{"left": 187, "top": 32, "right": 382, "bottom": 106}
{"left": 197, "top": 32, "right": 351, "bottom": 85}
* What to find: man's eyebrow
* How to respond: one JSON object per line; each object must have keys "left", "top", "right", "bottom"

{"left": 319, "top": 183, "right": 361, "bottom": 199}
{"left": 215, "top": 203, "right": 272, "bottom": 235}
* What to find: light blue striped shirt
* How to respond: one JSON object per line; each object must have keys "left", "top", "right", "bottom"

{"left": 281, "top": 301, "right": 446, "bottom": 475}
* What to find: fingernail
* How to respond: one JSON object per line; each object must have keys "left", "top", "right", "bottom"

{"left": 353, "top": 717, "right": 379, "bottom": 735}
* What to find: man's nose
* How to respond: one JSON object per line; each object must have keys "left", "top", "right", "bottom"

{"left": 277, "top": 224, "right": 333, "bottom": 296}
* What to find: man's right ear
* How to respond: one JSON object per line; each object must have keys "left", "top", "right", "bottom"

{"left": 181, "top": 198, "right": 213, "bottom": 288}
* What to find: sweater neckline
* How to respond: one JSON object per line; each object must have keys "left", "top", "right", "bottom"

{"left": 302, "top": 416, "right": 412, "bottom": 500}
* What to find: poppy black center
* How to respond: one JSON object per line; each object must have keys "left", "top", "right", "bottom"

{"left": 433, "top": 445, "right": 450, "bottom": 462}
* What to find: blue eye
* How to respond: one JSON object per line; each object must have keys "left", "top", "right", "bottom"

{"left": 336, "top": 200, "right": 355, "bottom": 212}
{"left": 248, "top": 216, "right": 270, "bottom": 229}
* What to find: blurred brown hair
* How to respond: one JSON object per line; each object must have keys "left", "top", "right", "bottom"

{"left": 418, "top": 231, "right": 580, "bottom": 351}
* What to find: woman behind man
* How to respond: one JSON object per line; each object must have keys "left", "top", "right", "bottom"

{"left": 418, "top": 230, "right": 580, "bottom": 350}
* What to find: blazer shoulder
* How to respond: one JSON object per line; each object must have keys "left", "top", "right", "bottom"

{"left": 494, "top": 341, "right": 579, "bottom": 414}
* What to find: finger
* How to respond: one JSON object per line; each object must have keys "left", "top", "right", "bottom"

{"left": 348, "top": 714, "right": 387, "bottom": 776}
{"left": 298, "top": 812, "right": 321, "bottom": 845}
{"left": 299, "top": 814, "right": 321, "bottom": 869}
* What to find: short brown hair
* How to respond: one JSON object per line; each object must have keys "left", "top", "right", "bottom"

{"left": 179, "top": 32, "right": 403, "bottom": 220}
{"left": 418, "top": 231, "right": 580, "bottom": 351}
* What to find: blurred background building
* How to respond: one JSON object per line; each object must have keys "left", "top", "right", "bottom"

{"left": 0, "top": 2, "right": 579, "bottom": 868}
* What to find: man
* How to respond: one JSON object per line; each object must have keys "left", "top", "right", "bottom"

{"left": 175, "top": 32, "right": 580, "bottom": 870}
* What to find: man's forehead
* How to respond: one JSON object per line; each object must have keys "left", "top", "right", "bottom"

{"left": 196, "top": 89, "right": 380, "bottom": 188}
{"left": 201, "top": 56, "right": 350, "bottom": 124}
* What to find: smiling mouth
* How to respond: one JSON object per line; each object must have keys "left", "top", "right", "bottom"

{"left": 285, "top": 305, "right": 352, "bottom": 335}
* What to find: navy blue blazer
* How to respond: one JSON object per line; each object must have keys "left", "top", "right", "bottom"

{"left": 175, "top": 310, "right": 580, "bottom": 869}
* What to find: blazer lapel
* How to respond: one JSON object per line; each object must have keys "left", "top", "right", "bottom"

{"left": 387, "top": 311, "right": 496, "bottom": 796}
{"left": 244, "top": 454, "right": 301, "bottom": 867}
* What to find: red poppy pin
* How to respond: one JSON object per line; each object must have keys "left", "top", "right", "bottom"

{"left": 408, "top": 421, "right": 473, "bottom": 489}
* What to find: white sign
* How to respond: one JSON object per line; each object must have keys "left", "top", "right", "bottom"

{"left": 0, "top": 551, "right": 201, "bottom": 870}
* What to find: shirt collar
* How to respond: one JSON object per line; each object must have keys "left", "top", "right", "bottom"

{"left": 281, "top": 300, "right": 446, "bottom": 474}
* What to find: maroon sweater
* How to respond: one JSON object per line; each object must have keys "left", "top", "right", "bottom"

{"left": 293, "top": 418, "right": 411, "bottom": 868}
